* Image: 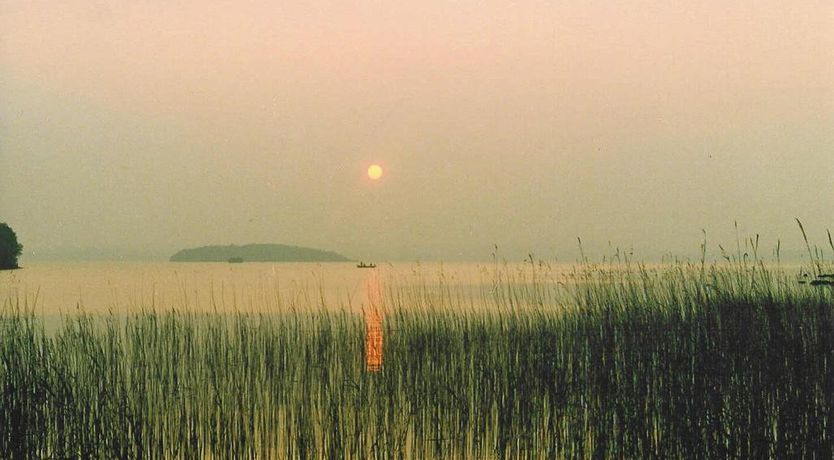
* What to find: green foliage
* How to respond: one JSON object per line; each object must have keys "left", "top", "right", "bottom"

{"left": 0, "top": 222, "right": 22, "bottom": 269}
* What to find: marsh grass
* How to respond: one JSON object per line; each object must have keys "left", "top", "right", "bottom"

{"left": 1, "top": 260, "right": 833, "bottom": 458}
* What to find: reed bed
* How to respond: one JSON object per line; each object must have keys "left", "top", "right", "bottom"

{"left": 1, "top": 261, "right": 832, "bottom": 458}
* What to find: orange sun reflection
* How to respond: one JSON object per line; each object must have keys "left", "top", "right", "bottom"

{"left": 365, "top": 271, "right": 383, "bottom": 372}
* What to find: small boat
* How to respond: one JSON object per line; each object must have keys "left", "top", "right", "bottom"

{"left": 356, "top": 262, "right": 376, "bottom": 269}
{"left": 798, "top": 271, "right": 834, "bottom": 287}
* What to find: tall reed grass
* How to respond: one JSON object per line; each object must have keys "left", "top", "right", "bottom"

{"left": 1, "top": 260, "right": 832, "bottom": 458}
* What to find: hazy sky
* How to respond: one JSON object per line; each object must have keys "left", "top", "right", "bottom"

{"left": 1, "top": 0, "right": 832, "bottom": 261}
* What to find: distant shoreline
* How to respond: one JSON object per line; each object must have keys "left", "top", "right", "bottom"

{"left": 169, "top": 244, "right": 352, "bottom": 263}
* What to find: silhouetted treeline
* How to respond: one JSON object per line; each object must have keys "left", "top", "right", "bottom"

{"left": 170, "top": 244, "right": 350, "bottom": 263}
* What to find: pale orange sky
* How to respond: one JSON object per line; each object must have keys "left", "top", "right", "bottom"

{"left": 1, "top": 0, "right": 832, "bottom": 261}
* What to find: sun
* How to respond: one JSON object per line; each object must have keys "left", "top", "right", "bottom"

{"left": 367, "top": 164, "right": 383, "bottom": 180}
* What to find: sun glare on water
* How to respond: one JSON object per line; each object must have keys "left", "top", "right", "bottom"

{"left": 367, "top": 164, "right": 383, "bottom": 180}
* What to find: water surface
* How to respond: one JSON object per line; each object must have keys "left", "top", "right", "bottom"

{"left": 1, "top": 261, "right": 575, "bottom": 315}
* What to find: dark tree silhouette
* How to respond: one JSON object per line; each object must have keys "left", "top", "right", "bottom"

{"left": 0, "top": 223, "right": 23, "bottom": 270}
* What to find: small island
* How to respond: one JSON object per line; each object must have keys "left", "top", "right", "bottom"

{"left": 170, "top": 244, "right": 351, "bottom": 263}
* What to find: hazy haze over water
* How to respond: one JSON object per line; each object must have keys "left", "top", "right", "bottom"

{"left": 1, "top": 1, "right": 832, "bottom": 262}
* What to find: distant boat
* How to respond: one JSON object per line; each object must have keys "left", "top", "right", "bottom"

{"left": 356, "top": 262, "right": 376, "bottom": 268}
{"left": 798, "top": 271, "right": 834, "bottom": 287}
{"left": 810, "top": 278, "right": 834, "bottom": 287}
{"left": 227, "top": 257, "right": 244, "bottom": 263}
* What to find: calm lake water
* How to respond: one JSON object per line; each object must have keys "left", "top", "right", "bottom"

{"left": 1, "top": 261, "right": 576, "bottom": 315}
